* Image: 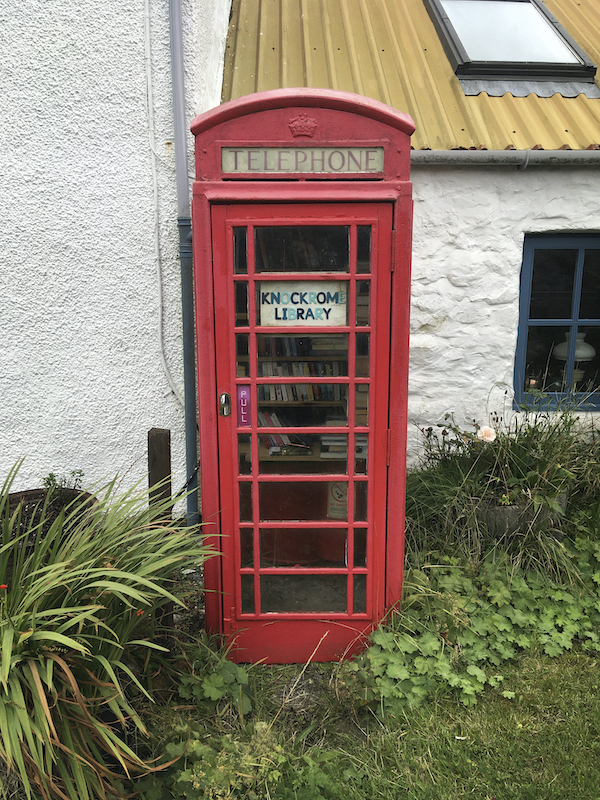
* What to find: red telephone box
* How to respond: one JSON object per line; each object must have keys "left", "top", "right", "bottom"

{"left": 191, "top": 89, "right": 414, "bottom": 663}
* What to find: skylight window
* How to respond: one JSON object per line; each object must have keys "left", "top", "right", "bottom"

{"left": 423, "top": 0, "right": 596, "bottom": 81}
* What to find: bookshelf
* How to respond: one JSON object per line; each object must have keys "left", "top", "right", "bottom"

{"left": 236, "top": 333, "right": 368, "bottom": 466}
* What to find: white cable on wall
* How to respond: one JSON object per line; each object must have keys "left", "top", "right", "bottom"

{"left": 144, "top": 0, "right": 185, "bottom": 408}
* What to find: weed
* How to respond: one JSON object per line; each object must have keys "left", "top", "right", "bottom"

{"left": 177, "top": 633, "right": 252, "bottom": 723}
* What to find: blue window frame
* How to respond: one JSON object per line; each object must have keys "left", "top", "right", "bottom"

{"left": 515, "top": 234, "right": 600, "bottom": 409}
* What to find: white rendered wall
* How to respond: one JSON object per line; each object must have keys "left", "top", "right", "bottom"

{"left": 0, "top": 0, "right": 231, "bottom": 497}
{"left": 408, "top": 165, "right": 600, "bottom": 461}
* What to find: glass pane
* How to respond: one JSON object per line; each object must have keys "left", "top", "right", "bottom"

{"left": 238, "top": 434, "right": 251, "bottom": 475}
{"left": 355, "top": 385, "right": 369, "bottom": 426}
{"left": 240, "top": 528, "right": 253, "bottom": 567}
{"left": 355, "top": 434, "right": 368, "bottom": 474}
{"left": 257, "top": 334, "right": 348, "bottom": 372}
{"left": 529, "top": 249, "right": 577, "bottom": 319}
{"left": 315, "top": 529, "right": 347, "bottom": 564}
{"left": 241, "top": 575, "right": 254, "bottom": 614}
{"left": 573, "top": 326, "right": 600, "bottom": 392}
{"left": 356, "top": 333, "right": 369, "bottom": 377}
{"left": 354, "top": 528, "right": 367, "bottom": 567}
{"left": 259, "top": 432, "right": 347, "bottom": 474}
{"left": 257, "top": 386, "right": 348, "bottom": 426}
{"left": 257, "top": 282, "right": 349, "bottom": 326}
{"left": 356, "top": 281, "right": 370, "bottom": 326}
{"left": 236, "top": 334, "right": 249, "bottom": 377}
{"left": 239, "top": 482, "right": 253, "bottom": 522}
{"left": 523, "top": 325, "right": 570, "bottom": 392}
{"left": 235, "top": 282, "right": 249, "bottom": 326}
{"left": 259, "top": 482, "right": 347, "bottom": 521}
{"left": 259, "top": 528, "right": 348, "bottom": 566}
{"left": 580, "top": 250, "right": 600, "bottom": 319}
{"left": 353, "top": 574, "right": 367, "bottom": 614}
{"left": 260, "top": 575, "right": 347, "bottom": 613}
{"left": 441, "top": 0, "right": 581, "bottom": 64}
{"left": 357, "top": 226, "right": 371, "bottom": 273}
{"left": 255, "top": 226, "right": 349, "bottom": 272}
{"left": 355, "top": 482, "right": 368, "bottom": 522}
{"left": 260, "top": 528, "right": 317, "bottom": 565}
{"left": 233, "top": 227, "right": 247, "bottom": 274}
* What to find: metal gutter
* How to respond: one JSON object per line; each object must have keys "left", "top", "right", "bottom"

{"left": 411, "top": 149, "right": 600, "bottom": 168}
{"left": 170, "top": 0, "right": 199, "bottom": 525}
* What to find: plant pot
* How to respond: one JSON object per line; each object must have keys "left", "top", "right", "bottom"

{"left": 486, "top": 492, "right": 568, "bottom": 540}
{"left": 7, "top": 488, "right": 95, "bottom": 540}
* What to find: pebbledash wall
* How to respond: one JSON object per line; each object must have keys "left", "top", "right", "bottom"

{"left": 0, "top": 0, "right": 231, "bottom": 496}
{"left": 407, "top": 164, "right": 600, "bottom": 458}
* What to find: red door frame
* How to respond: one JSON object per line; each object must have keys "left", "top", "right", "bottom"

{"left": 211, "top": 203, "right": 394, "bottom": 663}
{"left": 191, "top": 90, "right": 414, "bottom": 662}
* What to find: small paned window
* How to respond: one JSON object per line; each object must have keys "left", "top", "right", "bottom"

{"left": 515, "top": 235, "right": 600, "bottom": 409}
{"left": 423, "top": 0, "right": 596, "bottom": 81}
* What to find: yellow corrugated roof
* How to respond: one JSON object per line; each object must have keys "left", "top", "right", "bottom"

{"left": 222, "top": 0, "right": 600, "bottom": 150}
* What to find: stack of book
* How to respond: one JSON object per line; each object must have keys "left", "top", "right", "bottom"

{"left": 257, "top": 410, "right": 312, "bottom": 455}
{"left": 319, "top": 433, "right": 368, "bottom": 459}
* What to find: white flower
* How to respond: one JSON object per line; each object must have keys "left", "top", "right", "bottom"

{"left": 477, "top": 425, "right": 497, "bottom": 443}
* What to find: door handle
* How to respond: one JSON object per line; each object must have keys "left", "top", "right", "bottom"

{"left": 219, "top": 392, "right": 231, "bottom": 417}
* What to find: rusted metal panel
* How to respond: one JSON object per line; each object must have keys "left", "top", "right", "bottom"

{"left": 222, "top": 0, "right": 600, "bottom": 151}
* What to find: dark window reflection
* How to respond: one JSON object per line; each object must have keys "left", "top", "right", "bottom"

{"left": 255, "top": 227, "right": 349, "bottom": 272}
{"left": 580, "top": 250, "right": 600, "bottom": 319}
{"left": 529, "top": 249, "right": 577, "bottom": 319}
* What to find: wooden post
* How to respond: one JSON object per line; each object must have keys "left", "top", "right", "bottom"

{"left": 148, "top": 428, "right": 172, "bottom": 507}
{"left": 147, "top": 428, "right": 174, "bottom": 635}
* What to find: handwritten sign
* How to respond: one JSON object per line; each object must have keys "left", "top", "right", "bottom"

{"left": 222, "top": 147, "right": 384, "bottom": 174}
{"left": 260, "top": 281, "right": 348, "bottom": 327}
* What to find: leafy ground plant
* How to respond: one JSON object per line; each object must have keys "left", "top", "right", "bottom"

{"left": 340, "top": 546, "right": 600, "bottom": 714}
{"left": 0, "top": 464, "right": 213, "bottom": 800}
{"left": 176, "top": 633, "right": 253, "bottom": 723}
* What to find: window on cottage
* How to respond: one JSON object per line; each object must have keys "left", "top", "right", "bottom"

{"left": 423, "top": 0, "right": 596, "bottom": 81}
{"left": 515, "top": 235, "right": 600, "bottom": 408}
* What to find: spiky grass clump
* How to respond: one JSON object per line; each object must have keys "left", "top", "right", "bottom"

{"left": 0, "top": 464, "right": 214, "bottom": 800}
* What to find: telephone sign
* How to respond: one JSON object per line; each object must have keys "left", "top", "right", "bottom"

{"left": 222, "top": 146, "right": 384, "bottom": 174}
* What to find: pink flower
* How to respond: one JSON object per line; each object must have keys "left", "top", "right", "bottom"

{"left": 477, "top": 426, "right": 497, "bottom": 443}
{"left": 0, "top": 585, "right": 7, "bottom": 590}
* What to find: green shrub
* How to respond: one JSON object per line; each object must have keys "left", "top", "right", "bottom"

{"left": 0, "top": 463, "right": 214, "bottom": 800}
{"left": 405, "top": 400, "right": 599, "bottom": 565}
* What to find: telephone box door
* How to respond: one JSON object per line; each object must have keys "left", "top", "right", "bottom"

{"left": 211, "top": 203, "right": 393, "bottom": 663}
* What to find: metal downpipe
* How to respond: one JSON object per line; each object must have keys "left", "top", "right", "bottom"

{"left": 170, "top": 0, "right": 199, "bottom": 524}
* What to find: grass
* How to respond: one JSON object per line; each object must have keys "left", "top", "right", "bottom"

{"left": 333, "top": 650, "right": 600, "bottom": 799}
{"left": 132, "top": 642, "right": 600, "bottom": 800}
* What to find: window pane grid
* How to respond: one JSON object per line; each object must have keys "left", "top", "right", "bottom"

{"left": 516, "top": 236, "right": 600, "bottom": 406}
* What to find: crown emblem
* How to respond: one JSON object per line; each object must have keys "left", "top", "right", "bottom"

{"left": 288, "top": 114, "right": 318, "bottom": 138}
